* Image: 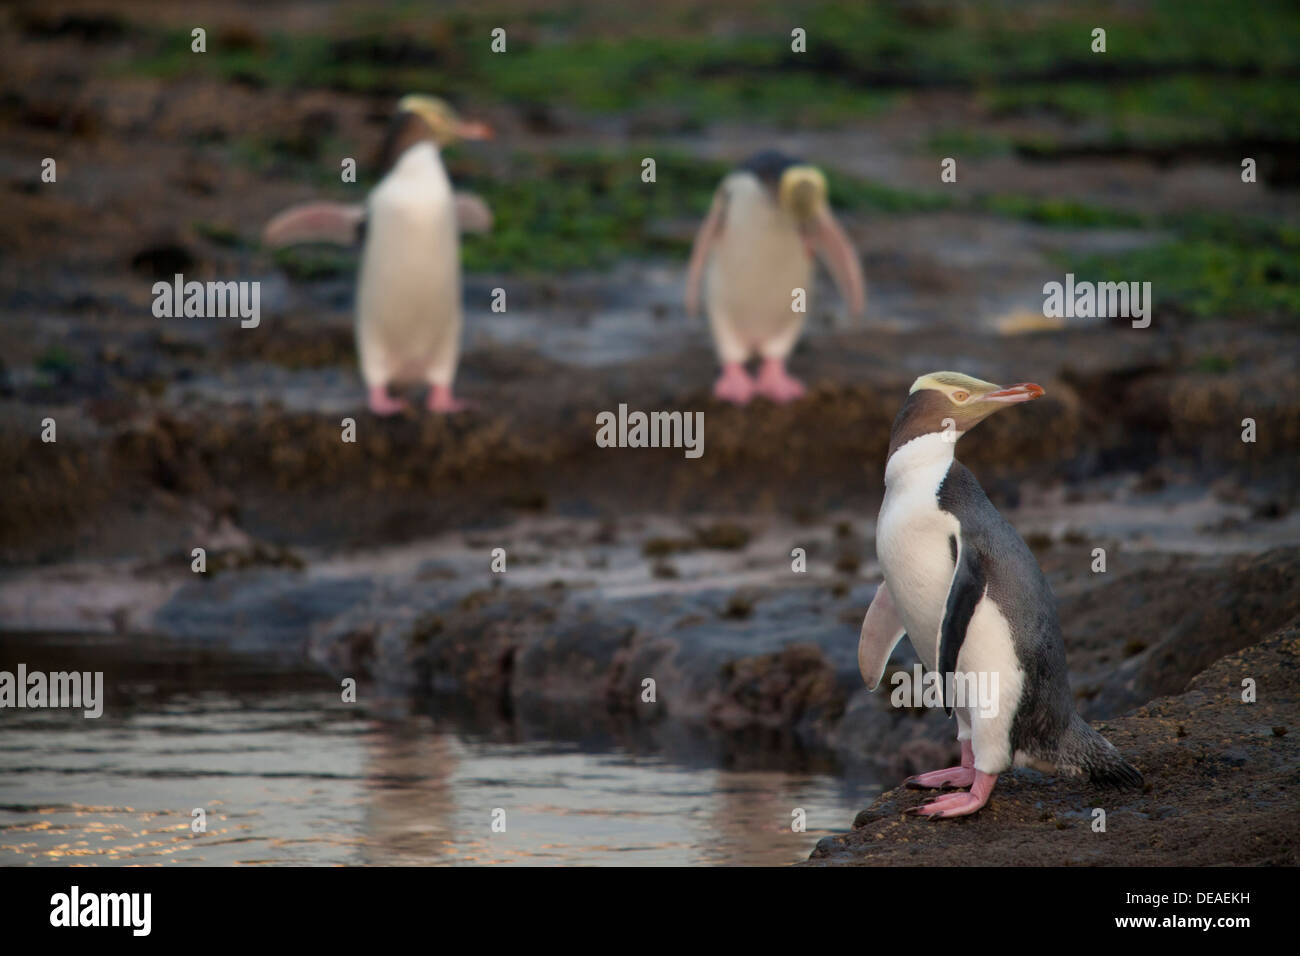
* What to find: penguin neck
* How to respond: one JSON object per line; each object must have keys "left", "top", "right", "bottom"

{"left": 378, "top": 112, "right": 443, "bottom": 176}
{"left": 392, "top": 140, "right": 441, "bottom": 174}
{"left": 382, "top": 142, "right": 451, "bottom": 198}
{"left": 884, "top": 432, "right": 957, "bottom": 488}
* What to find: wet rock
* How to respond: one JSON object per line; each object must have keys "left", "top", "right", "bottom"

{"left": 695, "top": 522, "right": 751, "bottom": 550}
{"left": 807, "top": 617, "right": 1300, "bottom": 866}
{"left": 1064, "top": 547, "right": 1300, "bottom": 718}
{"left": 154, "top": 569, "right": 376, "bottom": 653}
{"left": 707, "top": 645, "right": 844, "bottom": 733}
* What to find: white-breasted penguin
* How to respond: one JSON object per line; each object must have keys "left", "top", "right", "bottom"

{"left": 685, "top": 150, "right": 865, "bottom": 405}
{"left": 859, "top": 372, "right": 1142, "bottom": 818}
{"left": 263, "top": 95, "right": 493, "bottom": 415}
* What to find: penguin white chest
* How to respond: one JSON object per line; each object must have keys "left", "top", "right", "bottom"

{"left": 706, "top": 174, "right": 810, "bottom": 339}
{"left": 876, "top": 436, "right": 961, "bottom": 671}
{"left": 355, "top": 143, "right": 462, "bottom": 384}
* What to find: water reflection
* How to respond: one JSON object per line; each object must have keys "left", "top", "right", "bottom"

{"left": 0, "top": 634, "right": 873, "bottom": 866}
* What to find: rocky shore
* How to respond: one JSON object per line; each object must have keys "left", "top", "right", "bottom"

{"left": 809, "top": 618, "right": 1299, "bottom": 866}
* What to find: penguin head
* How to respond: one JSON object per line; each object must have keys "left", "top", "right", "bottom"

{"left": 778, "top": 165, "right": 829, "bottom": 227}
{"left": 396, "top": 95, "right": 494, "bottom": 146}
{"left": 889, "top": 372, "right": 1044, "bottom": 454}
{"left": 378, "top": 95, "right": 493, "bottom": 171}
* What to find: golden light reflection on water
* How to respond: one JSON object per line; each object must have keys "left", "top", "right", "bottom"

{"left": 0, "top": 638, "right": 875, "bottom": 866}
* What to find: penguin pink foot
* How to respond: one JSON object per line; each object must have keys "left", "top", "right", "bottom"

{"left": 755, "top": 358, "right": 806, "bottom": 403}
{"left": 713, "top": 363, "right": 756, "bottom": 405}
{"left": 904, "top": 740, "right": 976, "bottom": 790}
{"left": 909, "top": 771, "right": 998, "bottom": 820}
{"left": 427, "top": 385, "right": 470, "bottom": 414}
{"left": 368, "top": 385, "right": 408, "bottom": 416}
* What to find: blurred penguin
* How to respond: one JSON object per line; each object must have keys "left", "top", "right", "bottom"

{"left": 264, "top": 95, "right": 493, "bottom": 414}
{"left": 685, "top": 151, "right": 865, "bottom": 404}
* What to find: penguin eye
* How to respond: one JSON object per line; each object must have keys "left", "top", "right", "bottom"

{"left": 952, "top": 390, "right": 970, "bottom": 403}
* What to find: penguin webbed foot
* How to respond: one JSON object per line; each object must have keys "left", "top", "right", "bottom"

{"left": 901, "top": 740, "right": 976, "bottom": 790}
{"left": 754, "top": 358, "right": 806, "bottom": 404}
{"left": 713, "top": 364, "right": 756, "bottom": 405}
{"left": 905, "top": 771, "right": 998, "bottom": 820}
{"left": 367, "top": 386, "right": 410, "bottom": 417}
{"left": 427, "top": 385, "right": 472, "bottom": 414}
{"left": 903, "top": 766, "right": 976, "bottom": 791}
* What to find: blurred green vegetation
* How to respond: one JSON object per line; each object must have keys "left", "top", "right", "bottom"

{"left": 272, "top": 247, "right": 356, "bottom": 281}
{"left": 243, "top": 142, "right": 1294, "bottom": 312}
{"left": 122, "top": 0, "right": 1297, "bottom": 319}
{"left": 451, "top": 151, "right": 1160, "bottom": 272}
{"left": 35, "top": 345, "right": 77, "bottom": 377}
{"left": 1068, "top": 217, "right": 1300, "bottom": 320}
{"left": 985, "top": 75, "right": 1299, "bottom": 149}
{"left": 124, "top": 0, "right": 1300, "bottom": 136}
{"left": 456, "top": 152, "right": 719, "bottom": 272}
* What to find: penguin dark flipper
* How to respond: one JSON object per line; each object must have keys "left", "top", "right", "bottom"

{"left": 937, "top": 533, "right": 987, "bottom": 718}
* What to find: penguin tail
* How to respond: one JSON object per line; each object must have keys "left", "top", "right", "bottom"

{"left": 1060, "top": 714, "right": 1144, "bottom": 789}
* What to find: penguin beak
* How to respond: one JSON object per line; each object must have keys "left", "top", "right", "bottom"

{"left": 981, "top": 382, "right": 1045, "bottom": 405}
{"left": 454, "top": 119, "right": 494, "bottom": 141}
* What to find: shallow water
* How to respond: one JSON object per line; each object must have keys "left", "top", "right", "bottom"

{"left": 0, "top": 634, "right": 872, "bottom": 866}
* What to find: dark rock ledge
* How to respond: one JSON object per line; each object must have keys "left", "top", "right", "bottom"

{"left": 805, "top": 619, "right": 1300, "bottom": 866}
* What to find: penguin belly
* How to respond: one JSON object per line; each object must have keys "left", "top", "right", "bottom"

{"left": 877, "top": 437, "right": 1029, "bottom": 774}
{"left": 951, "top": 597, "right": 1026, "bottom": 773}
{"left": 355, "top": 144, "right": 462, "bottom": 388}
{"left": 705, "top": 175, "right": 811, "bottom": 362}
{"left": 876, "top": 441, "right": 962, "bottom": 672}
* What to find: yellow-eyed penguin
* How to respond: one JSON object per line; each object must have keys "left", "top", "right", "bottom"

{"left": 263, "top": 95, "right": 493, "bottom": 415}
{"left": 859, "top": 372, "right": 1142, "bottom": 818}
{"left": 685, "top": 150, "right": 865, "bottom": 405}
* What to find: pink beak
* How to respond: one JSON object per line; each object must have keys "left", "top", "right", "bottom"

{"left": 982, "top": 382, "right": 1045, "bottom": 404}
{"left": 455, "top": 120, "right": 494, "bottom": 141}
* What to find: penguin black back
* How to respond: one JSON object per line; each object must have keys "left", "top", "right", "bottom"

{"left": 938, "top": 461, "right": 1142, "bottom": 787}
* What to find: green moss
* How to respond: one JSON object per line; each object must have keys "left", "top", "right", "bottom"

{"left": 1192, "top": 353, "right": 1234, "bottom": 374}
{"left": 251, "top": 144, "right": 1174, "bottom": 277}
{"left": 451, "top": 150, "right": 1077, "bottom": 273}
{"left": 193, "top": 221, "right": 245, "bottom": 248}
{"left": 455, "top": 150, "right": 725, "bottom": 272}
{"left": 987, "top": 75, "right": 1300, "bottom": 149}
{"left": 122, "top": 25, "right": 889, "bottom": 125}
{"left": 979, "top": 195, "right": 1144, "bottom": 229}
{"left": 1068, "top": 219, "right": 1300, "bottom": 320}
{"left": 35, "top": 345, "right": 76, "bottom": 376}
{"left": 229, "top": 136, "right": 354, "bottom": 188}
{"left": 805, "top": 0, "right": 1300, "bottom": 79}
{"left": 924, "top": 130, "right": 1014, "bottom": 159}
{"left": 271, "top": 247, "right": 355, "bottom": 280}
{"left": 825, "top": 171, "right": 952, "bottom": 215}
{"left": 120, "top": 0, "right": 1300, "bottom": 149}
